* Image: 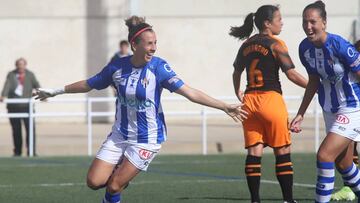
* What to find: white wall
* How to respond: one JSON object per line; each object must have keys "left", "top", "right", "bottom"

{"left": 0, "top": 0, "right": 359, "bottom": 122}
{"left": 139, "top": 0, "right": 359, "bottom": 97}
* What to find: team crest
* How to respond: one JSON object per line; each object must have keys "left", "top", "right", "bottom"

{"left": 141, "top": 78, "right": 149, "bottom": 88}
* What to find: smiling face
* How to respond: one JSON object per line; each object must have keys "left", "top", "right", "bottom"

{"left": 132, "top": 31, "right": 157, "bottom": 66}
{"left": 302, "top": 8, "right": 327, "bottom": 46}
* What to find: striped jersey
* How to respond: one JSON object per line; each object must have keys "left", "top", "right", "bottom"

{"left": 87, "top": 56, "right": 184, "bottom": 144}
{"left": 299, "top": 33, "right": 360, "bottom": 113}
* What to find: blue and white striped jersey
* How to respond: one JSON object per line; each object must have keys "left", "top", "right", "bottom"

{"left": 299, "top": 33, "right": 360, "bottom": 113}
{"left": 87, "top": 56, "right": 184, "bottom": 144}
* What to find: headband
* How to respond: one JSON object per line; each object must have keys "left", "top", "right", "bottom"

{"left": 129, "top": 26, "right": 152, "bottom": 44}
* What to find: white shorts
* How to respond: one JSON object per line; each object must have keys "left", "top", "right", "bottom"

{"left": 323, "top": 110, "right": 360, "bottom": 141}
{"left": 95, "top": 133, "right": 161, "bottom": 171}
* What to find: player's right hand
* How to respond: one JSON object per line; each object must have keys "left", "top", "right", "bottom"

{"left": 225, "top": 103, "right": 248, "bottom": 123}
{"left": 33, "top": 88, "right": 64, "bottom": 101}
{"left": 290, "top": 114, "right": 303, "bottom": 133}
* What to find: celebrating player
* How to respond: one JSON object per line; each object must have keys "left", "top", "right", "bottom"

{"left": 290, "top": 1, "right": 360, "bottom": 202}
{"left": 34, "top": 16, "right": 247, "bottom": 203}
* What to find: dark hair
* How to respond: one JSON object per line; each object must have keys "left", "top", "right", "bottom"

{"left": 355, "top": 40, "right": 360, "bottom": 52}
{"left": 303, "top": 1, "right": 327, "bottom": 21}
{"left": 119, "top": 40, "right": 129, "bottom": 46}
{"left": 229, "top": 5, "right": 279, "bottom": 40}
{"left": 125, "top": 16, "right": 153, "bottom": 45}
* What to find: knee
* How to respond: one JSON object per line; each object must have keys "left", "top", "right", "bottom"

{"left": 274, "top": 145, "right": 291, "bottom": 156}
{"left": 107, "top": 179, "right": 128, "bottom": 194}
{"left": 107, "top": 180, "right": 121, "bottom": 194}
{"left": 87, "top": 177, "right": 106, "bottom": 190}
{"left": 335, "top": 157, "right": 354, "bottom": 171}
{"left": 317, "top": 150, "right": 333, "bottom": 162}
{"left": 336, "top": 162, "right": 348, "bottom": 171}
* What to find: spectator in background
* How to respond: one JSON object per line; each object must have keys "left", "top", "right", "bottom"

{"left": 0, "top": 58, "right": 40, "bottom": 156}
{"left": 110, "top": 40, "right": 132, "bottom": 96}
{"left": 111, "top": 40, "right": 131, "bottom": 62}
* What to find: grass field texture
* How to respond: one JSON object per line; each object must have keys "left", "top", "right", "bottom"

{"left": 0, "top": 154, "right": 354, "bottom": 203}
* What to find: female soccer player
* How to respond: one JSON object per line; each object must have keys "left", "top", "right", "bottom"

{"left": 331, "top": 40, "right": 360, "bottom": 201}
{"left": 34, "top": 16, "right": 248, "bottom": 203}
{"left": 290, "top": 1, "right": 360, "bottom": 202}
{"left": 230, "top": 5, "right": 307, "bottom": 203}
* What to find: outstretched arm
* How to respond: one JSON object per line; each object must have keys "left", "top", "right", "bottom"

{"left": 175, "top": 84, "right": 248, "bottom": 122}
{"left": 34, "top": 80, "right": 92, "bottom": 101}
{"left": 64, "top": 80, "right": 92, "bottom": 93}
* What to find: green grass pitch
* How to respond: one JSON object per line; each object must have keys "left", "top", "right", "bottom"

{"left": 0, "top": 154, "right": 353, "bottom": 202}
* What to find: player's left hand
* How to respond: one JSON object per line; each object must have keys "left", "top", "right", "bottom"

{"left": 225, "top": 103, "right": 248, "bottom": 123}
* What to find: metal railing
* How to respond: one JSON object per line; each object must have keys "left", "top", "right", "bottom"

{"left": 0, "top": 96, "right": 321, "bottom": 157}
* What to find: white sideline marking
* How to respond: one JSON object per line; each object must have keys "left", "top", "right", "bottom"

{"left": 261, "top": 180, "right": 315, "bottom": 188}
{"left": 0, "top": 179, "right": 315, "bottom": 188}
{"left": 0, "top": 163, "right": 81, "bottom": 168}
{"left": 0, "top": 182, "right": 85, "bottom": 188}
{"left": 0, "top": 160, "right": 230, "bottom": 168}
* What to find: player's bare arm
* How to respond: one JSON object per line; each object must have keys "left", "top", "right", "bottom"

{"left": 273, "top": 42, "right": 308, "bottom": 88}
{"left": 34, "top": 80, "right": 92, "bottom": 101}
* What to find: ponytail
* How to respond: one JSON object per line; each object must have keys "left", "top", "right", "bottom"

{"left": 230, "top": 5, "right": 279, "bottom": 40}
{"left": 125, "top": 15, "right": 153, "bottom": 44}
{"left": 229, "top": 13, "right": 254, "bottom": 40}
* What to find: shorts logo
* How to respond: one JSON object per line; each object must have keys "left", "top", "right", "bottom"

{"left": 335, "top": 114, "right": 349, "bottom": 124}
{"left": 138, "top": 149, "right": 153, "bottom": 160}
{"left": 338, "top": 126, "right": 346, "bottom": 131}
{"left": 354, "top": 128, "right": 360, "bottom": 135}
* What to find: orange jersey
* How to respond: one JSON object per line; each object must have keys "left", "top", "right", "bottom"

{"left": 233, "top": 34, "right": 295, "bottom": 94}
